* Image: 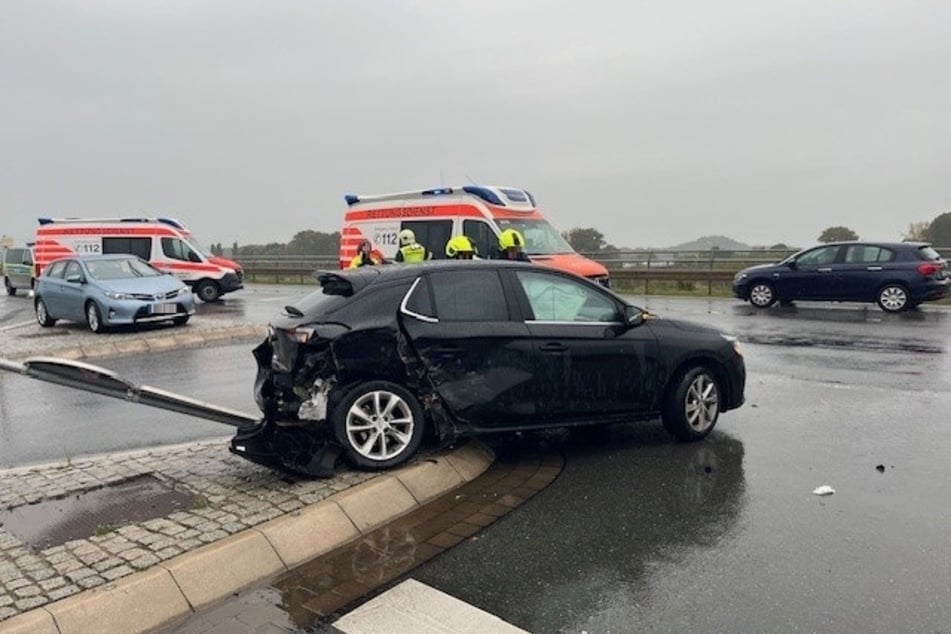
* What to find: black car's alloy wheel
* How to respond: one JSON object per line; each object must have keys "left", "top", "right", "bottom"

{"left": 748, "top": 282, "right": 776, "bottom": 308}
{"left": 663, "top": 367, "right": 720, "bottom": 441}
{"left": 332, "top": 381, "right": 425, "bottom": 470}
{"left": 877, "top": 284, "right": 908, "bottom": 313}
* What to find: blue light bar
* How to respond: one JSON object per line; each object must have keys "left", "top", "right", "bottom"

{"left": 38, "top": 217, "right": 53, "bottom": 225}
{"left": 462, "top": 186, "right": 505, "bottom": 206}
{"left": 345, "top": 194, "right": 360, "bottom": 205}
{"left": 499, "top": 188, "right": 528, "bottom": 203}
{"left": 157, "top": 217, "right": 186, "bottom": 229}
{"left": 525, "top": 190, "right": 536, "bottom": 206}
{"left": 422, "top": 188, "right": 453, "bottom": 196}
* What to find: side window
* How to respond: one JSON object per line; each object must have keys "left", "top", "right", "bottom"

{"left": 103, "top": 237, "right": 152, "bottom": 260}
{"left": 845, "top": 245, "right": 893, "bottom": 264}
{"left": 402, "top": 277, "right": 435, "bottom": 320}
{"left": 429, "top": 270, "right": 509, "bottom": 321}
{"left": 402, "top": 220, "right": 453, "bottom": 260}
{"left": 161, "top": 238, "right": 201, "bottom": 262}
{"left": 63, "top": 261, "right": 83, "bottom": 281}
{"left": 516, "top": 270, "right": 620, "bottom": 322}
{"left": 46, "top": 261, "right": 67, "bottom": 279}
{"left": 462, "top": 220, "right": 496, "bottom": 259}
{"left": 796, "top": 246, "right": 839, "bottom": 267}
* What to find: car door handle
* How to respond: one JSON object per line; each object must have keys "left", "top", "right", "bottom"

{"left": 818, "top": 267, "right": 832, "bottom": 272}
{"left": 539, "top": 342, "right": 568, "bottom": 353}
{"left": 866, "top": 266, "right": 883, "bottom": 271}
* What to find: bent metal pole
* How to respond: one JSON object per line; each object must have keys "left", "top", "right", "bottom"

{"left": 0, "top": 356, "right": 259, "bottom": 428}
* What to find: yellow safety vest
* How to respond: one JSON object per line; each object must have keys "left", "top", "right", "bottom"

{"left": 399, "top": 243, "right": 428, "bottom": 263}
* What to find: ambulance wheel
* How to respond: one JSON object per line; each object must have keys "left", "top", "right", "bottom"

{"left": 85, "top": 301, "right": 105, "bottom": 333}
{"left": 195, "top": 280, "right": 221, "bottom": 303}
{"left": 35, "top": 299, "right": 56, "bottom": 327}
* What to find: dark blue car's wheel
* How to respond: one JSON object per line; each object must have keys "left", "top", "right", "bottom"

{"left": 331, "top": 381, "right": 425, "bottom": 470}
{"left": 748, "top": 282, "right": 776, "bottom": 308}
{"left": 663, "top": 367, "right": 721, "bottom": 441}
{"left": 877, "top": 284, "right": 908, "bottom": 313}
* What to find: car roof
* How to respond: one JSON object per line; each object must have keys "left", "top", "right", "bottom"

{"left": 818, "top": 241, "right": 931, "bottom": 249}
{"left": 48, "top": 254, "right": 144, "bottom": 264}
{"left": 319, "top": 259, "right": 533, "bottom": 282}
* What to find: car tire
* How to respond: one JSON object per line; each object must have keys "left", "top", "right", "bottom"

{"left": 877, "top": 284, "right": 909, "bottom": 313}
{"left": 35, "top": 298, "right": 56, "bottom": 327}
{"left": 4, "top": 278, "right": 14, "bottom": 296}
{"left": 195, "top": 280, "right": 221, "bottom": 303}
{"left": 662, "top": 366, "right": 721, "bottom": 441}
{"left": 748, "top": 282, "right": 776, "bottom": 308}
{"left": 85, "top": 301, "right": 105, "bottom": 333}
{"left": 331, "top": 381, "right": 426, "bottom": 470}
{"left": 173, "top": 314, "right": 190, "bottom": 326}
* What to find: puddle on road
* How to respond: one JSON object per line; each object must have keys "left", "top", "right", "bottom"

{"left": 0, "top": 473, "right": 200, "bottom": 550}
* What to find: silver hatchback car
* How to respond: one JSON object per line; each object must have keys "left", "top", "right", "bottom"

{"left": 34, "top": 254, "right": 196, "bottom": 333}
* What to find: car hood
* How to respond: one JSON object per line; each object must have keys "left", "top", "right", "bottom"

{"left": 98, "top": 276, "right": 186, "bottom": 294}
{"left": 209, "top": 256, "right": 242, "bottom": 272}
{"left": 738, "top": 262, "right": 781, "bottom": 275}
{"left": 647, "top": 316, "right": 724, "bottom": 338}
{"left": 527, "top": 252, "right": 609, "bottom": 278}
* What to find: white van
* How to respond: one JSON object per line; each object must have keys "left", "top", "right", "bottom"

{"left": 339, "top": 185, "right": 610, "bottom": 285}
{"left": 34, "top": 217, "right": 244, "bottom": 302}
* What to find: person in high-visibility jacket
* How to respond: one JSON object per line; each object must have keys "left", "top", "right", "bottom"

{"left": 348, "top": 239, "right": 383, "bottom": 268}
{"left": 395, "top": 229, "right": 432, "bottom": 263}
{"left": 445, "top": 235, "right": 477, "bottom": 259}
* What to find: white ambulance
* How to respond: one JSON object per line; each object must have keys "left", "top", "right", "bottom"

{"left": 34, "top": 217, "right": 244, "bottom": 302}
{"left": 339, "top": 185, "right": 610, "bottom": 286}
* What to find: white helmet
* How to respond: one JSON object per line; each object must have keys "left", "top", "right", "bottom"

{"left": 398, "top": 229, "right": 416, "bottom": 246}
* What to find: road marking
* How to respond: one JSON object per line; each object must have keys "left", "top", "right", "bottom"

{"left": 334, "top": 578, "right": 529, "bottom": 634}
{"left": 0, "top": 320, "right": 36, "bottom": 333}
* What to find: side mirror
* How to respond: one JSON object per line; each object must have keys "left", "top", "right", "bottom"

{"left": 785, "top": 260, "right": 797, "bottom": 270}
{"left": 65, "top": 274, "right": 84, "bottom": 284}
{"left": 624, "top": 305, "right": 645, "bottom": 327}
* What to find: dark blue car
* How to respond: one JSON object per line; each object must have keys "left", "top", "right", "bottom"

{"left": 732, "top": 241, "right": 949, "bottom": 312}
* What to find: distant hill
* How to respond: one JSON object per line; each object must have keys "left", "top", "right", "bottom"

{"left": 667, "top": 235, "right": 751, "bottom": 251}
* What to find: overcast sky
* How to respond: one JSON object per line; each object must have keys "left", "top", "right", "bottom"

{"left": 2, "top": 1, "right": 949, "bottom": 250}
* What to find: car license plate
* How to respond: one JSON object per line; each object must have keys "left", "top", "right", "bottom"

{"left": 152, "top": 303, "right": 177, "bottom": 314}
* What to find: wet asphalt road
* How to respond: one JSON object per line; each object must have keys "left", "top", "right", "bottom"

{"left": 2, "top": 287, "right": 951, "bottom": 631}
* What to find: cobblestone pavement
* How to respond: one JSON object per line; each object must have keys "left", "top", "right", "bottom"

{"left": 0, "top": 313, "right": 352, "bottom": 624}
{"left": 0, "top": 441, "right": 377, "bottom": 623}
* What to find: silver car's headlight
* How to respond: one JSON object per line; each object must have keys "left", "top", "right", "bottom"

{"left": 177, "top": 287, "right": 191, "bottom": 297}
{"left": 104, "top": 291, "right": 133, "bottom": 300}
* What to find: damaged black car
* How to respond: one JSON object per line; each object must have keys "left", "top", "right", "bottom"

{"left": 242, "top": 260, "right": 746, "bottom": 474}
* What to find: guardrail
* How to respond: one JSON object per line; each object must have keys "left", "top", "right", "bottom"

{"left": 234, "top": 246, "right": 951, "bottom": 292}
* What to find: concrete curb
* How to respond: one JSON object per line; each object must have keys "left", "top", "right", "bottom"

{"left": 0, "top": 442, "right": 494, "bottom": 634}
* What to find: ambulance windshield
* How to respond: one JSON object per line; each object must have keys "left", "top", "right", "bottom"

{"left": 495, "top": 219, "right": 575, "bottom": 255}
{"left": 185, "top": 237, "right": 213, "bottom": 258}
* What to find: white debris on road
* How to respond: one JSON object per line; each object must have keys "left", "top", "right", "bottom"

{"left": 812, "top": 485, "right": 835, "bottom": 496}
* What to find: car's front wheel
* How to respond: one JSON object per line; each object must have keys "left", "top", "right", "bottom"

{"left": 662, "top": 367, "right": 721, "bottom": 441}
{"left": 748, "top": 282, "right": 776, "bottom": 308}
{"left": 173, "top": 314, "right": 190, "bottom": 326}
{"left": 85, "top": 301, "right": 105, "bottom": 333}
{"left": 877, "top": 284, "right": 909, "bottom": 313}
{"left": 35, "top": 298, "right": 56, "bottom": 327}
{"left": 331, "top": 381, "right": 425, "bottom": 470}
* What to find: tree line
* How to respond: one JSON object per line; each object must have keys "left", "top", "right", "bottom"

{"left": 212, "top": 212, "right": 951, "bottom": 257}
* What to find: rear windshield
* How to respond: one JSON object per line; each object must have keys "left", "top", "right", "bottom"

{"left": 287, "top": 288, "right": 352, "bottom": 317}
{"left": 918, "top": 246, "right": 942, "bottom": 261}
